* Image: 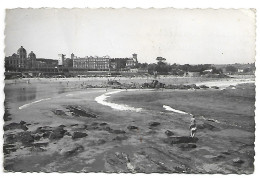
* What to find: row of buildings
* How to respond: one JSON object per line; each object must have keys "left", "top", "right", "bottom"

{"left": 5, "top": 46, "right": 139, "bottom": 73}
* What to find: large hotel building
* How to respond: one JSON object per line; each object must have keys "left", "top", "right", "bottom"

{"left": 5, "top": 46, "right": 138, "bottom": 72}
{"left": 72, "top": 53, "right": 138, "bottom": 71}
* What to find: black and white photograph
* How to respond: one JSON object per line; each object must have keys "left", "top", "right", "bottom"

{"left": 2, "top": 8, "right": 256, "bottom": 173}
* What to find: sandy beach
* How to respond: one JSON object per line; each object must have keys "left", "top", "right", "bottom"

{"left": 3, "top": 76, "right": 255, "bottom": 173}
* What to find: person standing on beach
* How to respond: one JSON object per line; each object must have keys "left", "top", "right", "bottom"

{"left": 190, "top": 116, "right": 197, "bottom": 138}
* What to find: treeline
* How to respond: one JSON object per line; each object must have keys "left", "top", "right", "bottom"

{"left": 136, "top": 62, "right": 222, "bottom": 75}
{"left": 136, "top": 57, "right": 255, "bottom": 75}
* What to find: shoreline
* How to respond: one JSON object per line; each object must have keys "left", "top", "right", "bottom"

{"left": 3, "top": 75, "right": 255, "bottom": 173}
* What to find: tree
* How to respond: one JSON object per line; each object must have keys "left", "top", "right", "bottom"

{"left": 225, "top": 65, "right": 238, "bottom": 73}
{"left": 156, "top": 57, "right": 166, "bottom": 64}
{"left": 147, "top": 63, "right": 157, "bottom": 75}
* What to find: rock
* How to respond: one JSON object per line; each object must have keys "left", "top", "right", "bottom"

{"left": 60, "top": 144, "right": 84, "bottom": 156}
{"left": 52, "top": 109, "right": 67, "bottom": 116}
{"left": 221, "top": 151, "right": 231, "bottom": 155}
{"left": 165, "top": 130, "right": 174, "bottom": 136}
{"left": 64, "top": 132, "right": 72, "bottom": 136}
{"left": 72, "top": 132, "right": 88, "bottom": 139}
{"left": 199, "top": 85, "right": 209, "bottom": 89}
{"left": 4, "top": 122, "right": 28, "bottom": 131}
{"left": 20, "top": 120, "right": 26, "bottom": 125}
{"left": 3, "top": 144, "right": 17, "bottom": 154}
{"left": 34, "top": 126, "right": 53, "bottom": 134}
{"left": 4, "top": 134, "right": 17, "bottom": 144}
{"left": 3, "top": 110, "right": 12, "bottom": 121}
{"left": 211, "top": 86, "right": 219, "bottom": 89}
{"left": 17, "top": 131, "right": 34, "bottom": 145}
{"left": 33, "top": 134, "right": 42, "bottom": 141}
{"left": 233, "top": 158, "right": 244, "bottom": 164}
{"left": 89, "top": 126, "right": 100, "bottom": 130}
{"left": 197, "top": 123, "right": 220, "bottom": 131}
{"left": 42, "top": 131, "right": 52, "bottom": 138}
{"left": 100, "top": 123, "right": 108, "bottom": 126}
{"left": 163, "top": 136, "right": 198, "bottom": 145}
{"left": 49, "top": 127, "right": 67, "bottom": 140}
{"left": 103, "top": 126, "right": 112, "bottom": 132}
{"left": 174, "top": 166, "right": 189, "bottom": 173}
{"left": 30, "top": 147, "right": 46, "bottom": 152}
{"left": 113, "top": 135, "right": 128, "bottom": 141}
{"left": 66, "top": 106, "right": 97, "bottom": 118}
{"left": 32, "top": 142, "right": 49, "bottom": 147}
{"left": 178, "top": 143, "right": 197, "bottom": 151}
{"left": 127, "top": 126, "right": 138, "bottom": 130}
{"left": 149, "top": 122, "right": 161, "bottom": 127}
{"left": 212, "top": 155, "right": 225, "bottom": 161}
{"left": 110, "top": 129, "right": 126, "bottom": 134}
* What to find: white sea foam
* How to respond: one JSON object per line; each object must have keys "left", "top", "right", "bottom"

{"left": 19, "top": 98, "right": 51, "bottom": 110}
{"left": 163, "top": 105, "right": 189, "bottom": 115}
{"left": 95, "top": 90, "right": 142, "bottom": 112}
{"left": 195, "top": 79, "right": 254, "bottom": 89}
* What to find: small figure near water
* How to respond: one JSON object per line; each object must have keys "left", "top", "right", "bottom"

{"left": 190, "top": 116, "right": 197, "bottom": 138}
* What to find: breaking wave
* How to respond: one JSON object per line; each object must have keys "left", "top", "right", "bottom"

{"left": 95, "top": 90, "right": 143, "bottom": 112}
{"left": 195, "top": 78, "right": 254, "bottom": 89}
{"left": 163, "top": 105, "right": 190, "bottom": 115}
{"left": 19, "top": 98, "right": 51, "bottom": 110}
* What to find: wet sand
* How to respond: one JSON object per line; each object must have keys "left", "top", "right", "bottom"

{"left": 3, "top": 76, "right": 255, "bottom": 173}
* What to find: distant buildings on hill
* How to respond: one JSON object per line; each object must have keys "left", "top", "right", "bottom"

{"left": 5, "top": 46, "right": 58, "bottom": 72}
{"left": 5, "top": 46, "right": 138, "bottom": 73}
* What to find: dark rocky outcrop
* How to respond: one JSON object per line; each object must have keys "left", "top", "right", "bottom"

{"left": 4, "top": 122, "right": 28, "bottom": 131}
{"left": 199, "top": 85, "right": 209, "bottom": 89}
{"left": 52, "top": 109, "right": 67, "bottom": 116}
{"left": 72, "top": 132, "right": 88, "bottom": 139}
{"left": 49, "top": 127, "right": 67, "bottom": 140}
{"left": 3, "top": 144, "right": 17, "bottom": 155}
{"left": 66, "top": 106, "right": 97, "bottom": 118}
{"left": 211, "top": 86, "right": 220, "bottom": 89}
{"left": 100, "top": 123, "right": 108, "bottom": 126}
{"left": 149, "top": 122, "right": 161, "bottom": 127}
{"left": 197, "top": 123, "right": 220, "bottom": 131}
{"left": 165, "top": 130, "right": 174, "bottom": 136}
{"left": 127, "top": 126, "right": 138, "bottom": 130}
{"left": 110, "top": 129, "right": 126, "bottom": 134}
{"left": 233, "top": 158, "right": 244, "bottom": 164}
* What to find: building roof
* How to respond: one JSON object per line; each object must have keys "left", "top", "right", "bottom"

{"left": 17, "top": 46, "right": 27, "bottom": 55}
{"left": 28, "top": 51, "right": 36, "bottom": 58}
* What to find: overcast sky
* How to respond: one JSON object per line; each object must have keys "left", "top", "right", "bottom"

{"left": 5, "top": 8, "right": 255, "bottom": 64}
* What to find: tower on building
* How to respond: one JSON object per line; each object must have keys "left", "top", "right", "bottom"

{"left": 71, "top": 53, "right": 75, "bottom": 60}
{"left": 58, "top": 54, "right": 66, "bottom": 66}
{"left": 17, "top": 46, "right": 27, "bottom": 59}
{"left": 132, "top": 53, "right": 138, "bottom": 62}
{"left": 28, "top": 51, "right": 36, "bottom": 68}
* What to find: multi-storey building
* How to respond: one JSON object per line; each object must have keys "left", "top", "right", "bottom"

{"left": 5, "top": 46, "right": 139, "bottom": 73}
{"left": 5, "top": 46, "right": 58, "bottom": 71}
{"left": 73, "top": 56, "right": 110, "bottom": 71}
{"left": 73, "top": 54, "right": 138, "bottom": 71}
